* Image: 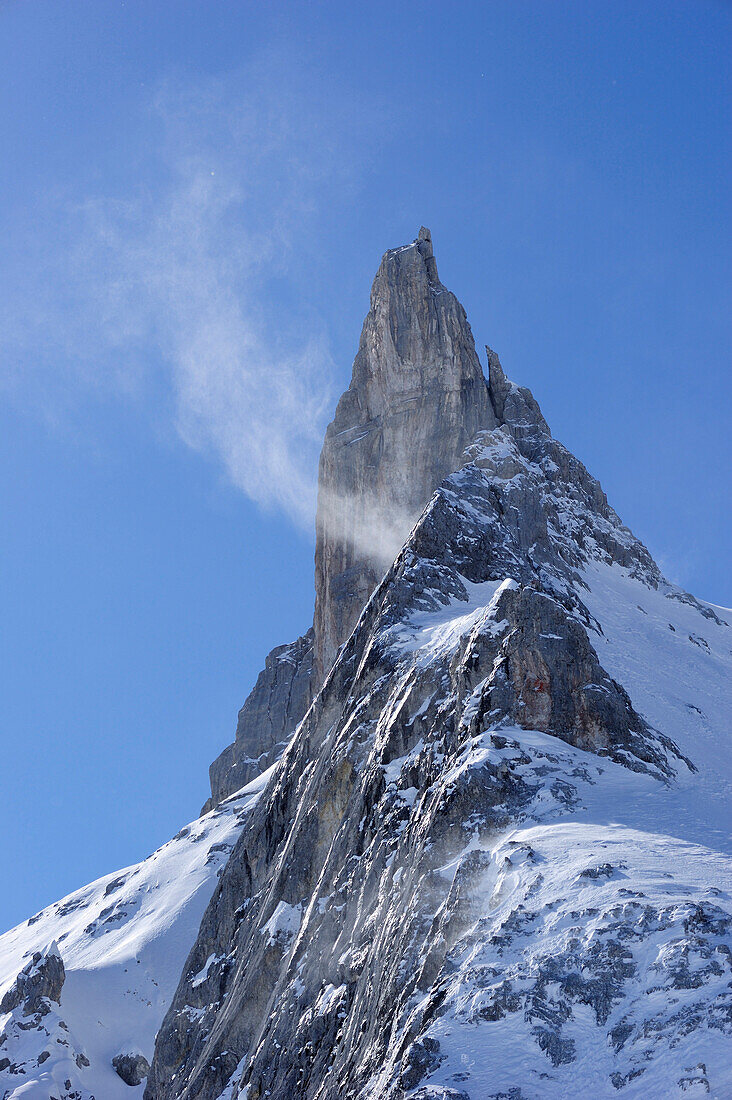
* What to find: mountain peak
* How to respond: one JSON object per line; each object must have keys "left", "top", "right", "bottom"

{"left": 207, "top": 233, "right": 560, "bottom": 805}
{"left": 206, "top": 229, "right": 500, "bottom": 805}
{"left": 3, "top": 229, "right": 731, "bottom": 1100}
{"left": 145, "top": 242, "right": 731, "bottom": 1097}
{"left": 313, "top": 228, "right": 496, "bottom": 679}
{"left": 416, "top": 224, "right": 439, "bottom": 283}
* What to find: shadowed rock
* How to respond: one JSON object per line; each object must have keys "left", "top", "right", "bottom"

{"left": 205, "top": 629, "right": 314, "bottom": 812}
{"left": 0, "top": 942, "right": 65, "bottom": 1017}
{"left": 114, "top": 1051, "right": 151, "bottom": 1086}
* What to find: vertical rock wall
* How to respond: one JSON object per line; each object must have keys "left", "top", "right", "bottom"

{"left": 312, "top": 227, "right": 497, "bottom": 679}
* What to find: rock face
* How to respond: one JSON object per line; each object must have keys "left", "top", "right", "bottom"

{"left": 313, "top": 227, "right": 497, "bottom": 680}
{"left": 113, "top": 1051, "right": 151, "bottom": 1086}
{"left": 0, "top": 942, "right": 65, "bottom": 1017}
{"left": 208, "top": 228, "right": 498, "bottom": 806}
{"left": 0, "top": 942, "right": 93, "bottom": 1097}
{"left": 205, "top": 629, "right": 314, "bottom": 811}
{"left": 143, "top": 243, "right": 731, "bottom": 1099}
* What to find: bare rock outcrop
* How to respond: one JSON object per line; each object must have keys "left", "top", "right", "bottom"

{"left": 205, "top": 629, "right": 314, "bottom": 811}
{"left": 113, "top": 1051, "right": 151, "bottom": 1086}
{"left": 0, "top": 942, "right": 65, "bottom": 1017}
{"left": 0, "top": 942, "right": 93, "bottom": 1095}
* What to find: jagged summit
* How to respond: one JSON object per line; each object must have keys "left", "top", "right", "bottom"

{"left": 141, "top": 234, "right": 730, "bottom": 1100}
{"left": 206, "top": 228, "right": 712, "bottom": 810}
{"left": 314, "top": 227, "right": 498, "bottom": 680}
{"left": 207, "top": 227, "right": 674, "bottom": 810}
{"left": 416, "top": 225, "right": 440, "bottom": 284}
{"left": 380, "top": 226, "right": 441, "bottom": 290}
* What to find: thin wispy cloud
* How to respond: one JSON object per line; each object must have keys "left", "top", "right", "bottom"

{"left": 2, "top": 50, "right": 379, "bottom": 531}
{"left": 80, "top": 161, "right": 335, "bottom": 528}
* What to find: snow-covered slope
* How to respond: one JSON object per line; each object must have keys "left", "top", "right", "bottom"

{"left": 582, "top": 560, "right": 732, "bottom": 847}
{"left": 371, "top": 561, "right": 732, "bottom": 1100}
{"left": 144, "top": 387, "right": 732, "bottom": 1100}
{"left": 0, "top": 774, "right": 267, "bottom": 1100}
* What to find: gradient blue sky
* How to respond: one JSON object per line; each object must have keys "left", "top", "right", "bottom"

{"left": 1, "top": 0, "right": 729, "bottom": 932}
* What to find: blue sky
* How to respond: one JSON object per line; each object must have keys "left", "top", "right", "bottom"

{"left": 1, "top": 0, "right": 729, "bottom": 932}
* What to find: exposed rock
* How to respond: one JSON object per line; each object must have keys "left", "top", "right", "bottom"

{"left": 205, "top": 228, "right": 710, "bottom": 811}
{"left": 205, "top": 629, "right": 314, "bottom": 808}
{"left": 206, "top": 229, "right": 720, "bottom": 811}
{"left": 113, "top": 1051, "right": 151, "bottom": 1086}
{"left": 0, "top": 941, "right": 65, "bottom": 1016}
{"left": 399, "top": 1036, "right": 443, "bottom": 1089}
{"left": 313, "top": 227, "right": 497, "bottom": 680}
{"left": 207, "top": 228, "right": 500, "bottom": 806}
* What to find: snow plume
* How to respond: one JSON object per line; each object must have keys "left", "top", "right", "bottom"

{"left": 348, "top": 498, "right": 423, "bottom": 572}
{"left": 1, "top": 51, "right": 381, "bottom": 530}
{"left": 317, "top": 486, "right": 425, "bottom": 572}
{"left": 81, "top": 162, "right": 335, "bottom": 529}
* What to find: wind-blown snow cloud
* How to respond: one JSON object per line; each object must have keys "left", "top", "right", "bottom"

{"left": 80, "top": 159, "right": 335, "bottom": 529}
{"left": 2, "top": 52, "right": 377, "bottom": 531}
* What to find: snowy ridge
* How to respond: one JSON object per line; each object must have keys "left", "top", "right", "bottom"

{"left": 0, "top": 773, "right": 268, "bottom": 1099}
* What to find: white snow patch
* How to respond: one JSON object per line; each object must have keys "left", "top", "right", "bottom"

{"left": 190, "top": 952, "right": 221, "bottom": 988}
{"left": 262, "top": 901, "right": 302, "bottom": 944}
{"left": 388, "top": 576, "right": 517, "bottom": 666}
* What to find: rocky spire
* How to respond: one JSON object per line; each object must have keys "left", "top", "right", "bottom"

{"left": 206, "top": 228, "right": 499, "bottom": 807}
{"left": 313, "top": 227, "right": 497, "bottom": 680}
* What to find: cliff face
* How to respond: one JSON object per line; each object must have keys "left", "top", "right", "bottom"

{"left": 208, "top": 228, "right": 497, "bottom": 805}
{"left": 312, "top": 227, "right": 497, "bottom": 681}
{"left": 205, "top": 630, "right": 314, "bottom": 812}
